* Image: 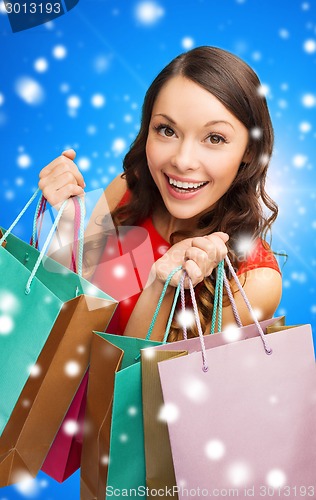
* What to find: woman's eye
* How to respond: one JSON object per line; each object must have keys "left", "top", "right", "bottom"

{"left": 207, "top": 134, "right": 225, "bottom": 144}
{"left": 155, "top": 124, "right": 175, "bottom": 137}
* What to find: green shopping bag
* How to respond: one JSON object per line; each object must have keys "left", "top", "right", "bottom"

{"left": 80, "top": 267, "right": 182, "bottom": 500}
{"left": 0, "top": 189, "right": 117, "bottom": 443}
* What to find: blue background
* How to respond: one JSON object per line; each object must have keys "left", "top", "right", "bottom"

{"left": 1, "top": 0, "right": 316, "bottom": 498}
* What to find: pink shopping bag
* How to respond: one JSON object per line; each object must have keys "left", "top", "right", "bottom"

{"left": 154, "top": 267, "right": 316, "bottom": 498}
{"left": 40, "top": 371, "right": 88, "bottom": 482}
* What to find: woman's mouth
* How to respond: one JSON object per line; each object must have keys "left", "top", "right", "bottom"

{"left": 166, "top": 174, "right": 209, "bottom": 194}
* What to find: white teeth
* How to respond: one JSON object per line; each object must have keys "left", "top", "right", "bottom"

{"left": 168, "top": 177, "right": 206, "bottom": 189}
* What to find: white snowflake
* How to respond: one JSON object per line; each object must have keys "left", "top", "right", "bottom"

{"left": 77, "top": 157, "right": 91, "bottom": 171}
{"left": 303, "top": 39, "right": 316, "bottom": 53}
{"left": 15, "top": 77, "right": 45, "bottom": 105}
{"left": 135, "top": 1, "right": 164, "bottom": 25}
{"left": 181, "top": 37, "right": 194, "bottom": 50}
{"left": 302, "top": 93, "right": 316, "bottom": 108}
{"left": 91, "top": 93, "right": 106, "bottom": 108}
{"left": 17, "top": 153, "right": 31, "bottom": 168}
{"left": 266, "top": 469, "right": 287, "bottom": 488}
{"left": 34, "top": 58, "right": 48, "bottom": 73}
{"left": 292, "top": 154, "right": 308, "bottom": 168}
{"left": 53, "top": 44, "right": 67, "bottom": 59}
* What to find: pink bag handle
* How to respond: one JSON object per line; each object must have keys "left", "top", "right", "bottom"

{"left": 180, "top": 257, "right": 272, "bottom": 372}
{"left": 224, "top": 256, "right": 272, "bottom": 355}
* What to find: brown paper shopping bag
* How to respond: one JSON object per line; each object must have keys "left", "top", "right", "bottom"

{"left": 0, "top": 293, "right": 116, "bottom": 487}
{"left": 0, "top": 191, "right": 117, "bottom": 486}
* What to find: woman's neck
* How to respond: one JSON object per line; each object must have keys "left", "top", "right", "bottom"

{"left": 152, "top": 205, "right": 199, "bottom": 242}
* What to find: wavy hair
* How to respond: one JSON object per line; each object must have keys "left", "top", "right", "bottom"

{"left": 101, "top": 46, "right": 278, "bottom": 340}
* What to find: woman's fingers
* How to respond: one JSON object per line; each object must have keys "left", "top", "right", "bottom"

{"left": 39, "top": 152, "right": 85, "bottom": 189}
{"left": 183, "top": 233, "right": 229, "bottom": 284}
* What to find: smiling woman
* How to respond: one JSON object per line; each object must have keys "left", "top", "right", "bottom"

{"left": 38, "top": 46, "right": 282, "bottom": 342}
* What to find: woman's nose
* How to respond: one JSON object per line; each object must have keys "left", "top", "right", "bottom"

{"left": 171, "top": 140, "right": 200, "bottom": 172}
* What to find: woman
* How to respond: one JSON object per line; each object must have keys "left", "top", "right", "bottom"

{"left": 38, "top": 46, "right": 282, "bottom": 341}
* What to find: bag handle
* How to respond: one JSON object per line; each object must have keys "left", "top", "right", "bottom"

{"left": 145, "top": 265, "right": 182, "bottom": 343}
{"left": 224, "top": 256, "right": 272, "bottom": 355}
{"left": 31, "top": 194, "right": 85, "bottom": 277}
{"left": 0, "top": 189, "right": 85, "bottom": 292}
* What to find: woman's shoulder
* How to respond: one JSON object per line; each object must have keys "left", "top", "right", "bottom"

{"left": 237, "top": 238, "right": 281, "bottom": 276}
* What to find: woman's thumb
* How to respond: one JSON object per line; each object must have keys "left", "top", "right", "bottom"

{"left": 62, "top": 149, "right": 76, "bottom": 161}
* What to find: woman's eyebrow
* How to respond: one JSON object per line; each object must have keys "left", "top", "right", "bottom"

{"left": 152, "top": 114, "right": 235, "bottom": 131}
{"left": 152, "top": 113, "right": 176, "bottom": 124}
{"left": 204, "top": 120, "right": 235, "bottom": 131}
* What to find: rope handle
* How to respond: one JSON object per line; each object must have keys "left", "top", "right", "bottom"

{"left": 180, "top": 271, "right": 209, "bottom": 372}
{"left": 224, "top": 256, "right": 272, "bottom": 355}
{"left": 145, "top": 265, "right": 182, "bottom": 341}
{"left": 30, "top": 194, "right": 85, "bottom": 277}
{"left": 0, "top": 189, "right": 86, "bottom": 292}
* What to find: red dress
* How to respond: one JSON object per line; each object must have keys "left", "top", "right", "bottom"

{"left": 92, "top": 194, "right": 280, "bottom": 335}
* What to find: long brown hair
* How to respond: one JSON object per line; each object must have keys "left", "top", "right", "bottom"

{"left": 100, "top": 46, "right": 278, "bottom": 340}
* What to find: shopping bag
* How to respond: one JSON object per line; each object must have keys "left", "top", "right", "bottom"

{"left": 40, "top": 196, "right": 89, "bottom": 482}
{"left": 0, "top": 190, "right": 117, "bottom": 486}
{"left": 80, "top": 333, "right": 161, "bottom": 500}
{"left": 80, "top": 267, "right": 182, "bottom": 500}
{"left": 40, "top": 371, "right": 88, "bottom": 482}
{"left": 155, "top": 262, "right": 316, "bottom": 497}
{"left": 140, "top": 264, "right": 286, "bottom": 497}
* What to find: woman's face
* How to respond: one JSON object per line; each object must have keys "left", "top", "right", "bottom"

{"left": 146, "top": 76, "right": 250, "bottom": 223}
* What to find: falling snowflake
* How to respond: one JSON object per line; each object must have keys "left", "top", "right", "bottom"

{"left": 158, "top": 403, "right": 179, "bottom": 424}
{"left": 227, "top": 461, "right": 252, "bottom": 487}
{"left": 302, "top": 93, "right": 316, "bottom": 108}
{"left": 250, "top": 127, "right": 263, "bottom": 139}
{"left": 181, "top": 376, "right": 209, "bottom": 403}
{"left": 176, "top": 308, "right": 195, "bottom": 329}
{"left": 112, "top": 138, "right": 126, "bottom": 155}
{"left": 53, "top": 44, "right": 67, "bottom": 59}
{"left": 223, "top": 324, "right": 242, "bottom": 343}
{"left": 13, "top": 474, "right": 40, "bottom": 497}
{"left": 181, "top": 37, "right": 194, "bottom": 50}
{"left": 303, "top": 39, "right": 316, "bottom": 53}
{"left": 34, "top": 57, "right": 48, "bottom": 73}
{"left": 28, "top": 363, "right": 41, "bottom": 377}
{"left": 205, "top": 439, "right": 226, "bottom": 460}
{"left": 127, "top": 406, "right": 138, "bottom": 416}
{"left": 15, "top": 77, "right": 45, "bottom": 105}
{"left": 299, "top": 121, "right": 312, "bottom": 133}
{"left": 63, "top": 419, "right": 80, "bottom": 436}
{"left": 0, "top": 314, "right": 14, "bottom": 335}
{"left": 17, "top": 153, "right": 31, "bottom": 168}
{"left": 266, "top": 469, "right": 287, "bottom": 488}
{"left": 0, "top": 92, "right": 4, "bottom": 105}
{"left": 292, "top": 154, "right": 308, "bottom": 168}
{"left": 135, "top": 1, "right": 164, "bottom": 25}
{"left": 279, "top": 29, "right": 290, "bottom": 39}
{"left": 112, "top": 264, "right": 126, "bottom": 278}
{"left": 77, "top": 157, "right": 91, "bottom": 171}
{"left": 67, "top": 95, "right": 81, "bottom": 109}
{"left": 91, "top": 93, "right": 106, "bottom": 108}
{"left": 257, "top": 84, "right": 270, "bottom": 98}
{"left": 64, "top": 360, "right": 81, "bottom": 377}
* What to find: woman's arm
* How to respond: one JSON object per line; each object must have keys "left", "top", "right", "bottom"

{"left": 221, "top": 267, "right": 282, "bottom": 328}
{"left": 123, "top": 233, "right": 229, "bottom": 340}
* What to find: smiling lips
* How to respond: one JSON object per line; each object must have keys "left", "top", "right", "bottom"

{"left": 166, "top": 174, "right": 209, "bottom": 194}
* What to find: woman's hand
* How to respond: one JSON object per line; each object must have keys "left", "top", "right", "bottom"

{"left": 153, "top": 232, "right": 229, "bottom": 288}
{"left": 38, "top": 149, "right": 85, "bottom": 219}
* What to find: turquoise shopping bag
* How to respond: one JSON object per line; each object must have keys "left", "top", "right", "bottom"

{"left": 80, "top": 267, "right": 182, "bottom": 500}
{"left": 0, "top": 190, "right": 117, "bottom": 485}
